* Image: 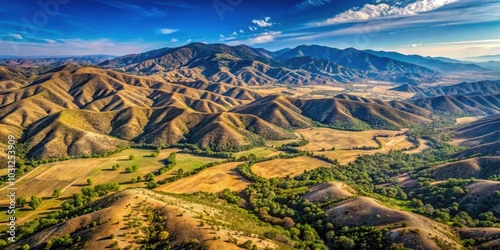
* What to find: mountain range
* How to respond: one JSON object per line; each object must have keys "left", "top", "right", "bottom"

{"left": 96, "top": 43, "right": 494, "bottom": 85}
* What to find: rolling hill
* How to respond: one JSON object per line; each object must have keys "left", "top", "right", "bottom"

{"left": 233, "top": 94, "right": 431, "bottom": 130}
{"left": 431, "top": 157, "right": 500, "bottom": 180}
{"left": 455, "top": 114, "right": 500, "bottom": 147}
{"left": 0, "top": 65, "right": 294, "bottom": 158}
{"left": 0, "top": 63, "right": 446, "bottom": 159}
{"left": 407, "top": 93, "right": 500, "bottom": 116}
{"left": 392, "top": 80, "right": 500, "bottom": 98}
{"left": 6, "top": 189, "right": 293, "bottom": 250}
{"left": 325, "top": 197, "right": 462, "bottom": 249}
{"left": 451, "top": 114, "right": 500, "bottom": 158}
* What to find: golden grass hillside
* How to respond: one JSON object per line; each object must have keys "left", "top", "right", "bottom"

{"left": 6, "top": 189, "right": 292, "bottom": 250}
{"left": 21, "top": 106, "right": 295, "bottom": 159}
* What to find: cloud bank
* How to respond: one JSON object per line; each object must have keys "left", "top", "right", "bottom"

{"left": 313, "top": 0, "right": 459, "bottom": 25}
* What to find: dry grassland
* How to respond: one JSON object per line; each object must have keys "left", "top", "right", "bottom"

{"left": 252, "top": 156, "right": 330, "bottom": 178}
{"left": 156, "top": 162, "right": 251, "bottom": 194}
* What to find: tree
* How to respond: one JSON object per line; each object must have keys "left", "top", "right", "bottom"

{"left": 29, "top": 196, "right": 42, "bottom": 210}
{"left": 248, "top": 154, "right": 257, "bottom": 161}
{"left": 338, "top": 236, "right": 355, "bottom": 250}
{"left": 178, "top": 168, "right": 184, "bottom": 177}
{"left": 125, "top": 165, "right": 139, "bottom": 173}
{"left": 52, "top": 188, "right": 62, "bottom": 198}
{"left": 158, "top": 231, "right": 169, "bottom": 241}
{"left": 129, "top": 155, "right": 135, "bottom": 160}
{"left": 87, "top": 178, "right": 93, "bottom": 186}
{"left": 146, "top": 181, "right": 158, "bottom": 189}
{"left": 242, "top": 240, "right": 253, "bottom": 249}
{"left": 16, "top": 196, "right": 27, "bottom": 207}
{"left": 452, "top": 186, "right": 465, "bottom": 196}
{"left": 145, "top": 173, "right": 155, "bottom": 182}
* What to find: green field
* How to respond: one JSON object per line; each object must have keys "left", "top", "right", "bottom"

{"left": 233, "top": 147, "right": 280, "bottom": 159}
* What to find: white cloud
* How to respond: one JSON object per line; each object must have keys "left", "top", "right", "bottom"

{"left": 249, "top": 26, "right": 257, "bottom": 31}
{"left": 407, "top": 43, "right": 422, "bottom": 47}
{"left": 219, "top": 34, "right": 225, "bottom": 38}
{"left": 186, "top": 39, "right": 192, "bottom": 43}
{"left": 157, "top": 28, "right": 178, "bottom": 35}
{"left": 312, "top": 0, "right": 459, "bottom": 25}
{"left": 228, "top": 31, "right": 281, "bottom": 45}
{"left": 239, "top": 29, "right": 244, "bottom": 33}
{"left": 231, "top": 31, "right": 238, "bottom": 36}
{"left": 170, "top": 38, "right": 178, "bottom": 42}
{"left": 8, "top": 34, "right": 22, "bottom": 40}
{"left": 248, "top": 31, "right": 281, "bottom": 44}
{"left": 252, "top": 17, "right": 273, "bottom": 27}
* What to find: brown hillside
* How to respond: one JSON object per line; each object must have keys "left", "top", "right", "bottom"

{"left": 431, "top": 157, "right": 500, "bottom": 180}
{"left": 233, "top": 95, "right": 314, "bottom": 129}
{"left": 22, "top": 106, "right": 295, "bottom": 159}
{"left": 325, "top": 197, "right": 462, "bottom": 250}
{"left": 459, "top": 227, "right": 500, "bottom": 249}
{"left": 452, "top": 115, "right": 500, "bottom": 157}
{"left": 293, "top": 97, "right": 430, "bottom": 129}
{"left": 409, "top": 94, "right": 500, "bottom": 116}
{"left": 24, "top": 110, "right": 129, "bottom": 159}
{"left": 460, "top": 180, "right": 500, "bottom": 214}
{"left": 234, "top": 95, "right": 430, "bottom": 130}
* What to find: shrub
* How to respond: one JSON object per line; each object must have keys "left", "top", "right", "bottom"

{"left": 29, "top": 196, "right": 42, "bottom": 210}
{"left": 52, "top": 189, "right": 62, "bottom": 198}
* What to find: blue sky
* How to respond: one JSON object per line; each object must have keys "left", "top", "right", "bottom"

{"left": 0, "top": 0, "right": 499, "bottom": 58}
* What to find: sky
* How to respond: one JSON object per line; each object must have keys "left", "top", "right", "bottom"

{"left": 0, "top": 0, "right": 499, "bottom": 58}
